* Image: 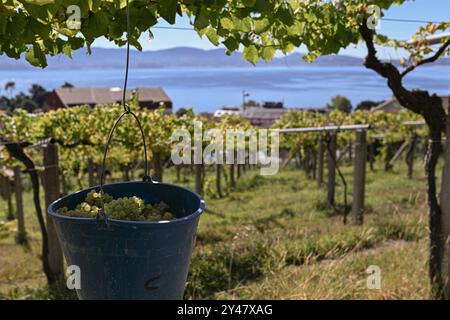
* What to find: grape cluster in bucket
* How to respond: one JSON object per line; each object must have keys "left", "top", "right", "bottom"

{"left": 57, "top": 190, "right": 175, "bottom": 221}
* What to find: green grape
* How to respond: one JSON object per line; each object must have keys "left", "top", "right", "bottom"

{"left": 131, "top": 196, "right": 145, "bottom": 211}
{"left": 146, "top": 215, "right": 161, "bottom": 222}
{"left": 105, "top": 197, "right": 144, "bottom": 221}
{"left": 142, "top": 202, "right": 174, "bottom": 221}
{"left": 56, "top": 207, "right": 68, "bottom": 215}
{"left": 55, "top": 190, "right": 175, "bottom": 221}
{"left": 162, "top": 212, "right": 174, "bottom": 220}
{"left": 142, "top": 203, "right": 158, "bottom": 216}
{"left": 85, "top": 190, "right": 113, "bottom": 207}
{"left": 153, "top": 202, "right": 170, "bottom": 214}
{"left": 80, "top": 202, "right": 91, "bottom": 212}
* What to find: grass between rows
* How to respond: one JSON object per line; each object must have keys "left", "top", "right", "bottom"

{"left": 0, "top": 158, "right": 437, "bottom": 299}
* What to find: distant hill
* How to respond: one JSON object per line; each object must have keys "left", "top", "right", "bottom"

{"left": 0, "top": 46, "right": 449, "bottom": 70}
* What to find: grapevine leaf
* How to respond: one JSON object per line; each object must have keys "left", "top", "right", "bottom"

{"left": 253, "top": 18, "right": 270, "bottom": 34}
{"left": 261, "top": 46, "right": 275, "bottom": 62}
{"left": 159, "top": 0, "right": 178, "bottom": 24}
{"left": 205, "top": 27, "right": 219, "bottom": 46}
{"left": 25, "top": 45, "right": 48, "bottom": 68}
{"left": 242, "top": 45, "right": 259, "bottom": 64}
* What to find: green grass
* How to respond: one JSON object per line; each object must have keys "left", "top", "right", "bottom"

{"left": 215, "top": 240, "right": 430, "bottom": 300}
{"left": 0, "top": 159, "right": 438, "bottom": 299}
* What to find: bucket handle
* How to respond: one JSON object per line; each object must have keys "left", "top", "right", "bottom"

{"left": 97, "top": 106, "right": 153, "bottom": 221}
{"left": 97, "top": 0, "right": 152, "bottom": 221}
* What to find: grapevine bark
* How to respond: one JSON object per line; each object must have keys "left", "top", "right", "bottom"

{"left": 3, "top": 141, "right": 54, "bottom": 283}
{"left": 360, "top": 22, "right": 448, "bottom": 298}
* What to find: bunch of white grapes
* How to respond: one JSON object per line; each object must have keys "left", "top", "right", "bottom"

{"left": 104, "top": 196, "right": 144, "bottom": 221}
{"left": 57, "top": 190, "right": 174, "bottom": 221}
{"left": 85, "top": 190, "right": 112, "bottom": 207}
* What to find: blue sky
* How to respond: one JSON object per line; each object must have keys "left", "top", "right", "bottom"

{"left": 93, "top": 0, "right": 449, "bottom": 58}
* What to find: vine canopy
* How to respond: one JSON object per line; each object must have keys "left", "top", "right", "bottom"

{"left": 2, "top": 1, "right": 448, "bottom": 69}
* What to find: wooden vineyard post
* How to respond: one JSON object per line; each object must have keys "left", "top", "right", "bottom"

{"left": 295, "top": 150, "right": 301, "bottom": 168}
{"left": 42, "top": 142, "right": 64, "bottom": 281}
{"left": 87, "top": 158, "right": 96, "bottom": 186}
{"left": 352, "top": 130, "right": 367, "bottom": 225}
{"left": 1, "top": 174, "right": 14, "bottom": 220}
{"left": 60, "top": 171, "right": 69, "bottom": 196}
{"left": 194, "top": 164, "right": 203, "bottom": 195}
{"left": 317, "top": 135, "right": 324, "bottom": 187}
{"left": 216, "top": 164, "right": 222, "bottom": 198}
{"left": 230, "top": 164, "right": 236, "bottom": 189}
{"left": 440, "top": 110, "right": 450, "bottom": 298}
{"left": 347, "top": 141, "right": 353, "bottom": 162}
{"left": 129, "top": 165, "right": 135, "bottom": 180}
{"left": 303, "top": 150, "right": 311, "bottom": 178}
{"left": 122, "top": 164, "right": 130, "bottom": 181}
{"left": 152, "top": 152, "right": 163, "bottom": 182}
{"left": 201, "top": 164, "right": 206, "bottom": 189}
{"left": 311, "top": 150, "right": 317, "bottom": 180}
{"left": 237, "top": 164, "right": 242, "bottom": 179}
{"left": 384, "top": 143, "right": 395, "bottom": 172}
{"left": 327, "top": 133, "right": 337, "bottom": 207}
{"left": 13, "top": 166, "right": 27, "bottom": 244}
{"left": 406, "top": 133, "right": 418, "bottom": 179}
{"left": 176, "top": 165, "right": 181, "bottom": 182}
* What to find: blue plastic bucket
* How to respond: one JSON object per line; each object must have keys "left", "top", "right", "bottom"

{"left": 47, "top": 181, "right": 205, "bottom": 300}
